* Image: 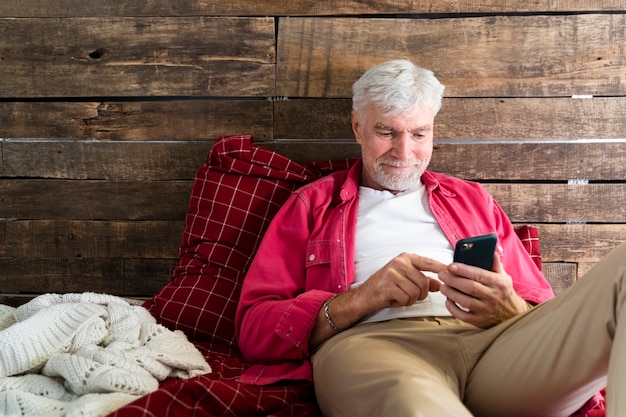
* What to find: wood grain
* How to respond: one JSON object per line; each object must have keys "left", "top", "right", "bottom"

{"left": 0, "top": 258, "right": 173, "bottom": 295}
{"left": 277, "top": 15, "right": 626, "bottom": 97}
{"left": 2, "top": 141, "right": 211, "bottom": 180}
{"left": 0, "top": 17, "right": 275, "bottom": 97}
{"left": 542, "top": 263, "right": 577, "bottom": 294}
{"left": 268, "top": 140, "right": 626, "bottom": 182}
{"left": 0, "top": 180, "right": 191, "bottom": 220}
{"left": 3, "top": 220, "right": 184, "bottom": 258}
{"left": 534, "top": 224, "right": 626, "bottom": 263}
{"left": 2, "top": 1, "right": 623, "bottom": 17}
{"left": 1, "top": 4, "right": 624, "bottom": 302}
{"left": 0, "top": 101, "right": 272, "bottom": 141}
{"left": 274, "top": 98, "right": 626, "bottom": 140}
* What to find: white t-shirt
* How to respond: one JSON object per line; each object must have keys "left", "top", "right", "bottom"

{"left": 352, "top": 183, "right": 454, "bottom": 323}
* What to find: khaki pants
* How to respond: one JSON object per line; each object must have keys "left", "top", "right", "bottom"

{"left": 312, "top": 240, "right": 626, "bottom": 417}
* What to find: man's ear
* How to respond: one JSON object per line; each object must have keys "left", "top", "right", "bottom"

{"left": 351, "top": 110, "right": 362, "bottom": 144}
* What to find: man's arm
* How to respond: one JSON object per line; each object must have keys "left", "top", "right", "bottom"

{"left": 310, "top": 253, "right": 445, "bottom": 349}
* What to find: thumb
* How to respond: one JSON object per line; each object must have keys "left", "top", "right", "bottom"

{"left": 492, "top": 251, "right": 504, "bottom": 273}
{"left": 428, "top": 277, "right": 441, "bottom": 293}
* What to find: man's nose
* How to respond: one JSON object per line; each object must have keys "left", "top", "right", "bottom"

{"left": 392, "top": 133, "right": 413, "bottom": 160}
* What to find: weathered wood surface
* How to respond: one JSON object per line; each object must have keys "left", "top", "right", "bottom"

{"left": 0, "top": 17, "right": 275, "bottom": 97}
{"left": 430, "top": 142, "right": 626, "bottom": 181}
{"left": 0, "top": 258, "right": 174, "bottom": 295}
{"left": 535, "top": 224, "right": 626, "bottom": 264}
{"left": 3, "top": 97, "right": 624, "bottom": 142}
{"left": 542, "top": 263, "right": 577, "bottom": 294}
{"left": 486, "top": 184, "right": 626, "bottom": 224}
{"left": 1, "top": 4, "right": 625, "bottom": 304}
{"left": 1, "top": 0, "right": 624, "bottom": 17}
{"left": 0, "top": 260, "right": 576, "bottom": 302}
{"left": 3, "top": 179, "right": 622, "bottom": 224}
{"left": 3, "top": 140, "right": 626, "bottom": 183}
{"left": 277, "top": 15, "right": 626, "bottom": 97}
{"left": 268, "top": 141, "right": 626, "bottom": 182}
{"left": 0, "top": 101, "right": 273, "bottom": 141}
{"left": 1, "top": 141, "right": 211, "bottom": 180}
{"left": 274, "top": 98, "right": 626, "bottom": 140}
{"left": 2, "top": 220, "right": 184, "bottom": 258}
{"left": 1, "top": 221, "right": 619, "bottom": 264}
{"left": 0, "top": 180, "right": 192, "bottom": 220}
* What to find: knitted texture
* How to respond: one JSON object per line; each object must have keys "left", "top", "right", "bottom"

{"left": 0, "top": 292, "right": 212, "bottom": 417}
{"left": 0, "top": 305, "right": 16, "bottom": 331}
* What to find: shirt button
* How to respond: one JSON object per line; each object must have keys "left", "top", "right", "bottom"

{"left": 309, "top": 254, "right": 315, "bottom": 261}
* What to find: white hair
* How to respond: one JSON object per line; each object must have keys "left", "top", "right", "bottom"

{"left": 352, "top": 59, "right": 445, "bottom": 118}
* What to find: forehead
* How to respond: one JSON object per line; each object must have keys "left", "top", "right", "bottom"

{"left": 365, "top": 105, "right": 434, "bottom": 130}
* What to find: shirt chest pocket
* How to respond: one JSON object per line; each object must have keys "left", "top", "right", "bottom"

{"left": 304, "top": 240, "right": 338, "bottom": 291}
{"left": 306, "top": 241, "right": 331, "bottom": 267}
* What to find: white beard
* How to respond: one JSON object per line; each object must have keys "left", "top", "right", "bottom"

{"left": 373, "top": 160, "right": 425, "bottom": 191}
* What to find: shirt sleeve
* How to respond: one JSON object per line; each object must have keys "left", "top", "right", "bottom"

{"left": 235, "top": 192, "right": 334, "bottom": 364}
{"left": 492, "top": 199, "right": 555, "bottom": 304}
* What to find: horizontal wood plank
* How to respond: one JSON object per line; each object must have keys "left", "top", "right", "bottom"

{"left": 3, "top": 222, "right": 620, "bottom": 264}
{"left": 2, "top": 140, "right": 211, "bottom": 180}
{"left": 542, "top": 263, "right": 577, "bottom": 294}
{"left": 0, "top": 259, "right": 577, "bottom": 308}
{"left": 0, "top": 100, "right": 272, "bottom": 141}
{"left": 0, "top": 180, "right": 192, "bottom": 220}
{"left": 534, "top": 224, "right": 626, "bottom": 264}
{"left": 268, "top": 141, "right": 626, "bottom": 182}
{"left": 0, "top": 17, "right": 275, "bottom": 97}
{"left": 430, "top": 142, "right": 626, "bottom": 181}
{"left": 2, "top": 222, "right": 621, "bottom": 264}
{"left": 2, "top": 220, "right": 184, "bottom": 258}
{"left": 0, "top": 258, "right": 173, "bottom": 296}
{"left": 1, "top": 1, "right": 624, "bottom": 17}
{"left": 277, "top": 15, "right": 626, "bottom": 97}
{"left": 486, "top": 184, "right": 626, "bottom": 223}
{"left": 274, "top": 98, "right": 626, "bottom": 141}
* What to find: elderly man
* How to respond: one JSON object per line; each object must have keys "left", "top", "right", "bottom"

{"left": 236, "top": 59, "right": 623, "bottom": 417}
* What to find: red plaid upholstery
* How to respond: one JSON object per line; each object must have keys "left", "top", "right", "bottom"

{"left": 514, "top": 223, "right": 542, "bottom": 271}
{"left": 143, "top": 135, "right": 355, "bottom": 347}
{"left": 108, "top": 135, "right": 604, "bottom": 417}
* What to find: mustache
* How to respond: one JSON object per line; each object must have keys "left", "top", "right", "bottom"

{"left": 377, "top": 158, "right": 421, "bottom": 168}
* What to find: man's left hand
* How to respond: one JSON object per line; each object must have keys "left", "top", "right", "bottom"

{"left": 438, "top": 252, "right": 528, "bottom": 328}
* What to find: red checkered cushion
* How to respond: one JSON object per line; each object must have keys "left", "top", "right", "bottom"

{"left": 143, "top": 135, "right": 355, "bottom": 347}
{"left": 513, "top": 223, "right": 542, "bottom": 271}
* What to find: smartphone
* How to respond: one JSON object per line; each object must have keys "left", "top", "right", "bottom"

{"left": 453, "top": 233, "right": 497, "bottom": 271}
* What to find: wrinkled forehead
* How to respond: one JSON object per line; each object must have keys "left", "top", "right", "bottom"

{"left": 359, "top": 103, "right": 435, "bottom": 128}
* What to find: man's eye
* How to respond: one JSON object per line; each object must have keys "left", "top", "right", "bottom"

{"left": 379, "top": 132, "right": 393, "bottom": 139}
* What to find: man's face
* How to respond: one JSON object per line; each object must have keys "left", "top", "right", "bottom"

{"left": 351, "top": 104, "right": 435, "bottom": 193}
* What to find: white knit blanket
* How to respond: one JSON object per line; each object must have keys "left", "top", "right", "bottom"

{"left": 0, "top": 293, "right": 212, "bottom": 417}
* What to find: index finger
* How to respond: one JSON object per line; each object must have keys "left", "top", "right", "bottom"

{"left": 407, "top": 253, "right": 448, "bottom": 275}
{"left": 448, "top": 262, "right": 496, "bottom": 287}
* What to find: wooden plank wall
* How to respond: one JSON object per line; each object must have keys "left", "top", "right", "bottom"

{"left": 1, "top": 1, "right": 625, "bottom": 305}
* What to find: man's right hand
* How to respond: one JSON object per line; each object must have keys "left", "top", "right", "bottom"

{"left": 352, "top": 252, "right": 444, "bottom": 314}
{"left": 309, "top": 253, "right": 444, "bottom": 350}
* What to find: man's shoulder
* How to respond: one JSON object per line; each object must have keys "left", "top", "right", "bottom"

{"left": 423, "top": 170, "right": 492, "bottom": 201}
{"left": 297, "top": 162, "right": 359, "bottom": 193}
{"left": 424, "top": 170, "right": 483, "bottom": 188}
{"left": 296, "top": 168, "right": 351, "bottom": 195}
